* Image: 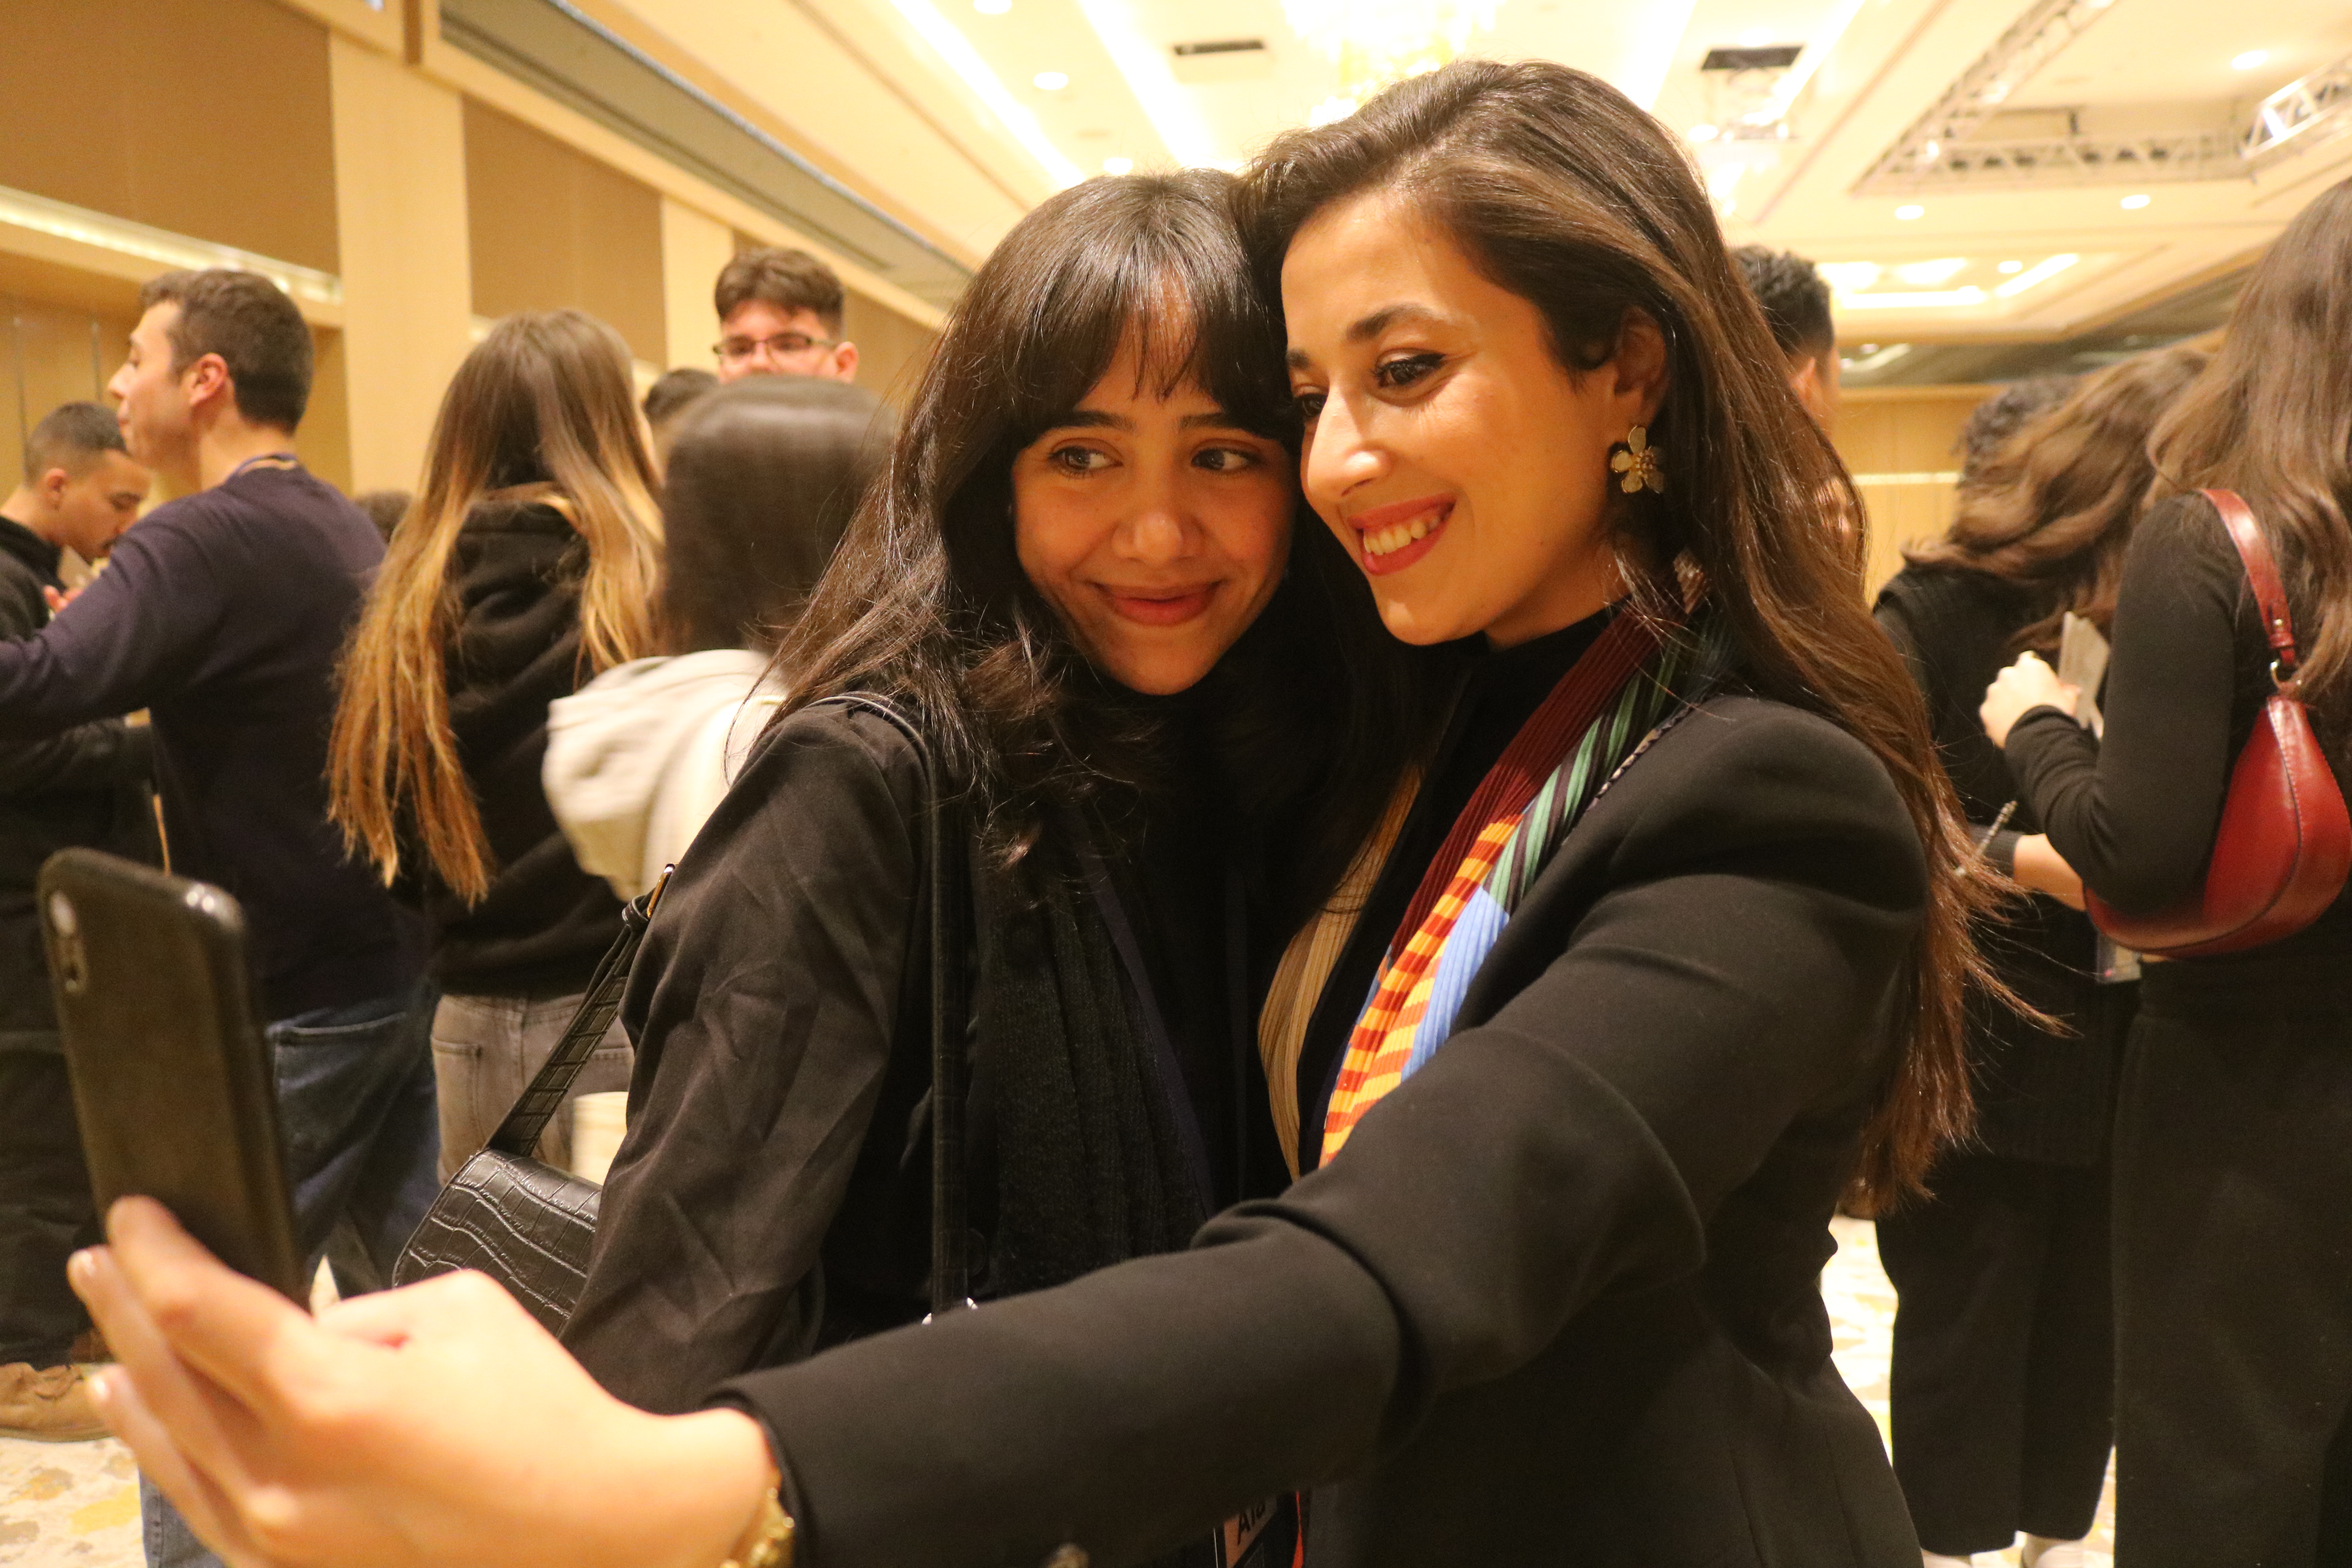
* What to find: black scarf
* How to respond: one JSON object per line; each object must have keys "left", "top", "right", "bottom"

{"left": 973, "top": 840, "right": 1209, "bottom": 1299}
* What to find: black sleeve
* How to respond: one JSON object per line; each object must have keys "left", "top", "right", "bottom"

{"left": 2004, "top": 497, "right": 2245, "bottom": 913}
{"left": 0, "top": 715, "right": 150, "bottom": 797}
{"left": 0, "top": 522, "right": 222, "bottom": 739}
{"left": 560, "top": 704, "right": 926, "bottom": 1413}
{"left": 719, "top": 703, "right": 1925, "bottom": 1568}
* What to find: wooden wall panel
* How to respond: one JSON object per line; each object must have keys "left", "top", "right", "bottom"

{"left": 464, "top": 100, "right": 665, "bottom": 365}
{"left": 0, "top": 0, "right": 339, "bottom": 273}
{"left": 843, "top": 291, "right": 936, "bottom": 411}
{"left": 1, "top": 298, "right": 137, "bottom": 497}
{"left": 1834, "top": 388, "right": 1995, "bottom": 596}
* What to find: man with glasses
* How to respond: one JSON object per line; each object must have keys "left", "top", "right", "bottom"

{"left": 713, "top": 247, "right": 859, "bottom": 384}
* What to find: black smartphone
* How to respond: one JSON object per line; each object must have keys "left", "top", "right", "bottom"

{"left": 39, "top": 848, "right": 305, "bottom": 1302}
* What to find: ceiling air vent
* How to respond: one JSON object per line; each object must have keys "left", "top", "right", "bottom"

{"left": 1172, "top": 37, "right": 1274, "bottom": 82}
{"left": 1700, "top": 45, "right": 1803, "bottom": 72}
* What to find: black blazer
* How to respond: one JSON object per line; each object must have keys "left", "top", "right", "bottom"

{"left": 719, "top": 693, "right": 1928, "bottom": 1568}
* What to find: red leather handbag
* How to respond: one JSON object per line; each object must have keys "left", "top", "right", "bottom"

{"left": 2086, "top": 490, "right": 2352, "bottom": 958}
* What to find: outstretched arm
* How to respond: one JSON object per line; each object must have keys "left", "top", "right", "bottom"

{"left": 73, "top": 1198, "right": 771, "bottom": 1568}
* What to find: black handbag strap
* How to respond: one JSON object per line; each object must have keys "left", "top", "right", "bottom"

{"left": 819, "top": 694, "right": 973, "bottom": 1316}
{"left": 481, "top": 691, "right": 973, "bottom": 1313}
{"left": 487, "top": 868, "right": 674, "bottom": 1157}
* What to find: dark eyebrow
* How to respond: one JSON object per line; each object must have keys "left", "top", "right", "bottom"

{"left": 1287, "top": 302, "right": 1447, "bottom": 369}
{"left": 1042, "top": 409, "right": 1252, "bottom": 432}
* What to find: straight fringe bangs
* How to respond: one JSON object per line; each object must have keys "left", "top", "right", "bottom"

{"left": 1244, "top": 60, "right": 1996, "bottom": 1209}
{"left": 329, "top": 310, "right": 663, "bottom": 904}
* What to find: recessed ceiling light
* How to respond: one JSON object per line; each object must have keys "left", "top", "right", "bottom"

{"left": 1895, "top": 258, "right": 1967, "bottom": 286}
{"left": 2121, "top": 192, "right": 2151, "bottom": 209}
{"left": 1739, "top": 26, "right": 1772, "bottom": 47}
{"left": 1895, "top": 204, "right": 1925, "bottom": 220}
{"left": 1688, "top": 123, "right": 1719, "bottom": 142}
{"left": 1102, "top": 156, "right": 1133, "bottom": 174}
{"left": 2232, "top": 49, "right": 2269, "bottom": 71}
{"left": 1033, "top": 70, "right": 1069, "bottom": 90}
{"left": 972, "top": 0, "right": 1010, "bottom": 13}
{"left": 1997, "top": 260, "right": 2024, "bottom": 274}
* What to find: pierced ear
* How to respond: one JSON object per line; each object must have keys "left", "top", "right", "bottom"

{"left": 1611, "top": 310, "right": 1671, "bottom": 420}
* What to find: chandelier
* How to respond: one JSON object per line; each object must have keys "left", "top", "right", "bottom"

{"left": 1284, "top": 0, "right": 1502, "bottom": 120}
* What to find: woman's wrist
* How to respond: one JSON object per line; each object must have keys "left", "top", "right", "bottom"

{"left": 617, "top": 1407, "right": 782, "bottom": 1568}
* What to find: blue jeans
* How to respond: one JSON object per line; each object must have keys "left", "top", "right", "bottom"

{"left": 142, "top": 983, "right": 441, "bottom": 1568}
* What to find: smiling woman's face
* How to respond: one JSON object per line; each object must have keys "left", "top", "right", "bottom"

{"left": 1281, "top": 190, "right": 1664, "bottom": 648}
{"left": 1011, "top": 341, "right": 1296, "bottom": 695}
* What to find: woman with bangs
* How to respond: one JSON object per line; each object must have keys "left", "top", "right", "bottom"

{"left": 73, "top": 64, "right": 1982, "bottom": 1568}
{"left": 559, "top": 169, "right": 1422, "bottom": 1444}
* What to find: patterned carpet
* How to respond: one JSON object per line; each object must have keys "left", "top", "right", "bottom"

{"left": 0, "top": 1221, "right": 2113, "bottom": 1567}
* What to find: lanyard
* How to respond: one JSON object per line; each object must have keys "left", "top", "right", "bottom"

{"left": 225, "top": 452, "right": 300, "bottom": 482}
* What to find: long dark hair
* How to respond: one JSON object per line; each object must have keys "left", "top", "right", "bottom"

{"left": 662, "top": 376, "right": 891, "bottom": 655}
{"left": 769, "top": 171, "right": 1430, "bottom": 918}
{"left": 1243, "top": 60, "right": 1989, "bottom": 1209}
{"left": 2149, "top": 176, "right": 2352, "bottom": 709}
{"left": 1909, "top": 344, "right": 2209, "bottom": 653}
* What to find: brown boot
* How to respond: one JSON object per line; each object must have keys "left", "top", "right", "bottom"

{"left": 0, "top": 1361, "right": 109, "bottom": 1441}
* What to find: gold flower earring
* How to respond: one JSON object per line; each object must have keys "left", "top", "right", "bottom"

{"left": 1610, "top": 425, "right": 1665, "bottom": 495}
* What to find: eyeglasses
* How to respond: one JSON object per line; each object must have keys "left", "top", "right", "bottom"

{"left": 714, "top": 332, "right": 836, "bottom": 363}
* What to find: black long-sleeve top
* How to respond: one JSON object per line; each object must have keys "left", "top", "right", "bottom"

{"left": 0, "top": 515, "right": 155, "bottom": 1049}
{"left": 716, "top": 682, "right": 1929, "bottom": 1568}
{"left": 2005, "top": 493, "right": 2352, "bottom": 959}
{"left": 1875, "top": 564, "right": 2117, "bottom": 1163}
{"left": 566, "top": 700, "right": 1281, "bottom": 1416}
{"left": 411, "top": 495, "right": 621, "bottom": 996}
{"left": 0, "top": 466, "right": 419, "bottom": 1020}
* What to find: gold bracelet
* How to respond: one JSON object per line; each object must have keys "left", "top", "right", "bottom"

{"left": 722, "top": 1470, "right": 795, "bottom": 1568}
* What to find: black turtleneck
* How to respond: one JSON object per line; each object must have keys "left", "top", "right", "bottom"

{"left": 1293, "top": 606, "right": 1613, "bottom": 1170}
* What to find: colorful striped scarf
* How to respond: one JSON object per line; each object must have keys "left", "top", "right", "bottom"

{"left": 1319, "top": 607, "right": 1728, "bottom": 1162}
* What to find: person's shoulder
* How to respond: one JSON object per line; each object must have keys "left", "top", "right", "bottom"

{"left": 1588, "top": 693, "right": 1922, "bottom": 886}
{"left": 735, "top": 691, "right": 931, "bottom": 799}
{"left": 2134, "top": 490, "right": 2229, "bottom": 556}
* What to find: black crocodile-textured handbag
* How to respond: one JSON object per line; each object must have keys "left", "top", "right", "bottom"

{"left": 390, "top": 695, "right": 971, "bottom": 1334}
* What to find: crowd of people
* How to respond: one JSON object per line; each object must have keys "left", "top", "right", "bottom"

{"left": 0, "top": 56, "right": 2348, "bottom": 1568}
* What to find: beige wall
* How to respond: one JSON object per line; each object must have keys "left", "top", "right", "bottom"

{"left": 0, "top": 298, "right": 137, "bottom": 487}
{"left": 0, "top": 0, "right": 340, "bottom": 274}
{"left": 844, "top": 292, "right": 938, "bottom": 410}
{"left": 660, "top": 198, "right": 735, "bottom": 375}
{"left": 1834, "top": 387, "right": 1996, "bottom": 597}
{"left": 329, "top": 34, "right": 473, "bottom": 494}
{"left": 465, "top": 100, "right": 666, "bottom": 365}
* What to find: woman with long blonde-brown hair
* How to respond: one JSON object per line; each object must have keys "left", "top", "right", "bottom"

{"left": 330, "top": 308, "right": 662, "bottom": 1181}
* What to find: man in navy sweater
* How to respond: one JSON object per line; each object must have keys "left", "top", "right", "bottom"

{"left": 0, "top": 270, "right": 433, "bottom": 1568}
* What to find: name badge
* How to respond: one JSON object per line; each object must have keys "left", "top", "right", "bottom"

{"left": 1216, "top": 1494, "right": 1298, "bottom": 1568}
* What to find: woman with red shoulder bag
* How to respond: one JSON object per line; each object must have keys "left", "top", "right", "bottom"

{"left": 1981, "top": 176, "right": 2352, "bottom": 1568}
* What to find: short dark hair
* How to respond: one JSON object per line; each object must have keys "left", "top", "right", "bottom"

{"left": 1955, "top": 376, "right": 2077, "bottom": 485}
{"left": 1731, "top": 245, "right": 1835, "bottom": 360}
{"left": 715, "top": 247, "right": 846, "bottom": 337}
{"left": 642, "top": 366, "right": 719, "bottom": 429}
{"left": 24, "top": 401, "right": 127, "bottom": 482}
{"left": 137, "top": 269, "right": 313, "bottom": 430}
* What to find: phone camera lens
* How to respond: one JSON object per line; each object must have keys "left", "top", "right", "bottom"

{"left": 46, "top": 892, "right": 87, "bottom": 995}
